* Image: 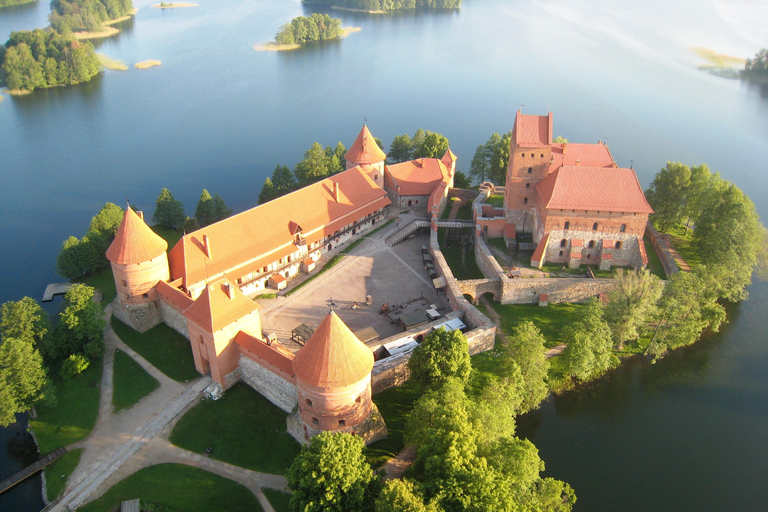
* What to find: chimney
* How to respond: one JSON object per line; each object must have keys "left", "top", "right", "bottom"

{"left": 224, "top": 281, "right": 234, "bottom": 300}
{"left": 576, "top": 159, "right": 581, "bottom": 166}
{"left": 137, "top": 210, "right": 144, "bottom": 221}
{"left": 562, "top": 142, "right": 568, "bottom": 155}
{"left": 333, "top": 182, "right": 340, "bottom": 202}
{"left": 203, "top": 234, "right": 212, "bottom": 259}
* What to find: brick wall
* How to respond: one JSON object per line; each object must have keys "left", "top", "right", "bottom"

{"left": 239, "top": 355, "right": 297, "bottom": 413}
{"left": 543, "top": 229, "right": 644, "bottom": 268}
{"left": 474, "top": 236, "right": 505, "bottom": 279}
{"left": 500, "top": 278, "right": 615, "bottom": 304}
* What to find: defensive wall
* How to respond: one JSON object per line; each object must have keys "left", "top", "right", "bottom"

{"left": 646, "top": 222, "right": 679, "bottom": 276}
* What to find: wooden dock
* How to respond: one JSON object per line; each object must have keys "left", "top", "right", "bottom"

{"left": 0, "top": 447, "right": 67, "bottom": 495}
{"left": 42, "top": 282, "right": 72, "bottom": 302}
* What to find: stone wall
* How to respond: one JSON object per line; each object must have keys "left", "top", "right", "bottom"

{"left": 500, "top": 278, "right": 615, "bottom": 304}
{"left": 111, "top": 299, "right": 163, "bottom": 333}
{"left": 371, "top": 352, "right": 412, "bottom": 394}
{"left": 447, "top": 188, "right": 480, "bottom": 202}
{"left": 158, "top": 300, "right": 190, "bottom": 338}
{"left": 239, "top": 354, "right": 298, "bottom": 413}
{"left": 543, "top": 228, "right": 643, "bottom": 268}
{"left": 475, "top": 237, "right": 505, "bottom": 279}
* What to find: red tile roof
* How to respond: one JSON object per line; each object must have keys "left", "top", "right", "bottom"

{"left": 536, "top": 166, "right": 654, "bottom": 214}
{"left": 387, "top": 158, "right": 450, "bottom": 196}
{"left": 183, "top": 279, "right": 260, "bottom": 333}
{"left": 550, "top": 142, "right": 614, "bottom": 172}
{"left": 155, "top": 280, "right": 193, "bottom": 312}
{"left": 531, "top": 233, "right": 549, "bottom": 266}
{"left": 441, "top": 147, "right": 457, "bottom": 164}
{"left": 106, "top": 208, "right": 168, "bottom": 265}
{"left": 515, "top": 111, "right": 552, "bottom": 148}
{"left": 345, "top": 125, "right": 386, "bottom": 165}
{"left": 293, "top": 310, "right": 373, "bottom": 388}
{"left": 169, "top": 167, "right": 390, "bottom": 288}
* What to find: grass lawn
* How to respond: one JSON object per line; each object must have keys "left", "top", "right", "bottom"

{"left": 442, "top": 198, "right": 459, "bottom": 219}
{"left": 488, "top": 302, "right": 588, "bottom": 347}
{"left": 152, "top": 224, "right": 182, "bottom": 250}
{"left": 30, "top": 361, "right": 102, "bottom": 453}
{"left": 456, "top": 199, "right": 474, "bottom": 220}
{"left": 263, "top": 488, "right": 291, "bottom": 512}
{"left": 486, "top": 195, "right": 504, "bottom": 207}
{"left": 169, "top": 383, "right": 300, "bottom": 474}
{"left": 367, "top": 380, "right": 421, "bottom": 468}
{"left": 437, "top": 228, "right": 484, "bottom": 280}
{"left": 285, "top": 254, "right": 345, "bottom": 297}
{"left": 111, "top": 316, "right": 199, "bottom": 383}
{"left": 112, "top": 349, "right": 160, "bottom": 412}
{"left": 78, "top": 463, "right": 264, "bottom": 512}
{"left": 665, "top": 224, "right": 703, "bottom": 268}
{"left": 644, "top": 237, "right": 666, "bottom": 279}
{"left": 44, "top": 448, "right": 83, "bottom": 502}
{"left": 78, "top": 266, "right": 117, "bottom": 305}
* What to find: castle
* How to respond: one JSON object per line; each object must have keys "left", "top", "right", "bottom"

{"left": 105, "top": 114, "right": 651, "bottom": 444}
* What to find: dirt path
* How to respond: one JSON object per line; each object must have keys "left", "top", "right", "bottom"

{"left": 381, "top": 445, "right": 417, "bottom": 480}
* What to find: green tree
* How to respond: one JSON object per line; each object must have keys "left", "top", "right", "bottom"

{"left": 56, "top": 235, "right": 99, "bottom": 280}
{"left": 389, "top": 134, "right": 413, "bottom": 163}
{"left": 272, "top": 164, "right": 297, "bottom": 196}
{"left": 152, "top": 188, "right": 186, "bottom": 228}
{"left": 287, "top": 431, "right": 378, "bottom": 512}
{"left": 88, "top": 202, "right": 124, "bottom": 238}
{"left": 561, "top": 299, "right": 616, "bottom": 380}
{"left": 554, "top": 135, "right": 569, "bottom": 143}
{"left": 333, "top": 141, "right": 347, "bottom": 172}
{"left": 453, "top": 169, "right": 471, "bottom": 189}
{"left": 295, "top": 142, "right": 333, "bottom": 186}
{"left": 210, "top": 194, "right": 232, "bottom": 223}
{"left": 195, "top": 189, "right": 215, "bottom": 227}
{"left": 0, "top": 336, "right": 54, "bottom": 426}
{"left": 258, "top": 177, "right": 276, "bottom": 205}
{"left": 489, "top": 131, "right": 512, "bottom": 184}
{"left": 375, "top": 480, "right": 441, "bottom": 512}
{"left": 604, "top": 268, "right": 663, "bottom": 349}
{"left": 49, "top": 284, "right": 105, "bottom": 363}
{"left": 414, "top": 131, "right": 450, "bottom": 159}
{"left": 411, "top": 129, "right": 426, "bottom": 155}
{"left": 1, "top": 297, "right": 50, "bottom": 349}
{"left": 468, "top": 134, "right": 497, "bottom": 183}
{"left": 645, "top": 162, "right": 692, "bottom": 232}
{"left": 745, "top": 48, "right": 768, "bottom": 74}
{"left": 408, "top": 328, "right": 471, "bottom": 392}
{"left": 499, "top": 321, "right": 549, "bottom": 413}
{"left": 59, "top": 353, "right": 89, "bottom": 380}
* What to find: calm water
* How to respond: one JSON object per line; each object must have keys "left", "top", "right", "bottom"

{"left": 1, "top": 0, "right": 766, "bottom": 510}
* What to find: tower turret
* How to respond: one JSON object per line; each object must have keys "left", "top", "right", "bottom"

{"left": 345, "top": 125, "right": 386, "bottom": 188}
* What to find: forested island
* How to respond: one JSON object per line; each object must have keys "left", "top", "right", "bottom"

{"left": 303, "top": 0, "right": 461, "bottom": 11}
{"left": 743, "top": 48, "right": 768, "bottom": 82}
{"left": 0, "top": 0, "right": 37, "bottom": 8}
{"left": 50, "top": 0, "right": 134, "bottom": 34}
{"left": 256, "top": 14, "right": 359, "bottom": 51}
{"left": 1, "top": 29, "right": 99, "bottom": 92}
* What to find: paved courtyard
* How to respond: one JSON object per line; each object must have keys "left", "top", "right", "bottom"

{"left": 260, "top": 228, "right": 449, "bottom": 349}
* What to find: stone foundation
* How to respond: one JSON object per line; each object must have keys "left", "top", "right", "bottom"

{"left": 287, "top": 403, "right": 388, "bottom": 445}
{"left": 111, "top": 299, "right": 163, "bottom": 333}
{"left": 159, "top": 300, "right": 189, "bottom": 338}
{"left": 239, "top": 354, "right": 297, "bottom": 413}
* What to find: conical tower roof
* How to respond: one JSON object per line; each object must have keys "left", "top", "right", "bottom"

{"left": 293, "top": 310, "right": 374, "bottom": 388}
{"left": 442, "top": 147, "right": 457, "bottom": 164}
{"left": 107, "top": 207, "right": 168, "bottom": 265}
{"left": 345, "top": 125, "right": 386, "bottom": 165}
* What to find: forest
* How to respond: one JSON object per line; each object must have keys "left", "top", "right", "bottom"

{"left": 1, "top": 29, "right": 99, "bottom": 91}
{"left": 275, "top": 14, "right": 343, "bottom": 45}
{"left": 0, "top": 0, "right": 37, "bottom": 8}
{"left": 50, "top": 0, "right": 134, "bottom": 33}
{"left": 302, "top": 0, "right": 461, "bottom": 11}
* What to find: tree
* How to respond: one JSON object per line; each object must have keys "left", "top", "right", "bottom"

{"left": 375, "top": 480, "right": 441, "bottom": 512}
{"left": 1, "top": 297, "right": 50, "bottom": 349}
{"left": 414, "top": 131, "right": 450, "bottom": 159}
{"left": 500, "top": 321, "right": 549, "bottom": 413}
{"left": 59, "top": 353, "right": 89, "bottom": 380}
{"left": 645, "top": 162, "right": 692, "bottom": 232}
{"left": 87, "top": 202, "right": 123, "bottom": 243}
{"left": 453, "top": 169, "right": 471, "bottom": 189}
{"left": 468, "top": 134, "right": 498, "bottom": 184}
{"left": 56, "top": 235, "right": 99, "bottom": 280}
{"left": 152, "top": 188, "right": 185, "bottom": 228}
{"left": 332, "top": 142, "right": 347, "bottom": 172}
{"left": 0, "top": 336, "right": 54, "bottom": 426}
{"left": 389, "top": 134, "right": 413, "bottom": 163}
{"left": 295, "top": 142, "right": 333, "bottom": 186}
{"left": 49, "top": 284, "right": 105, "bottom": 362}
{"left": 603, "top": 268, "right": 663, "bottom": 349}
{"left": 561, "top": 299, "right": 616, "bottom": 380}
{"left": 258, "top": 177, "right": 276, "bottom": 204}
{"left": 287, "top": 431, "right": 378, "bottom": 512}
{"left": 489, "top": 131, "right": 512, "bottom": 184}
{"left": 554, "top": 135, "right": 569, "bottom": 143}
{"left": 210, "top": 194, "right": 232, "bottom": 223}
{"left": 195, "top": 189, "right": 215, "bottom": 227}
{"left": 745, "top": 48, "right": 768, "bottom": 74}
{"left": 408, "top": 328, "right": 471, "bottom": 391}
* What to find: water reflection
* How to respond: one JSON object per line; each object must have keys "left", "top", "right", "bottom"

{"left": 91, "top": 15, "right": 136, "bottom": 49}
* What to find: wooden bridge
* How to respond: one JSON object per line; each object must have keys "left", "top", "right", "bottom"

{"left": 0, "top": 447, "right": 67, "bottom": 495}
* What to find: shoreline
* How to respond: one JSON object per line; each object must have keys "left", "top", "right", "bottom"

{"left": 72, "top": 9, "right": 137, "bottom": 40}
{"left": 151, "top": 2, "right": 198, "bottom": 8}
{"left": 254, "top": 26, "right": 361, "bottom": 52}
{"left": 330, "top": 5, "right": 387, "bottom": 14}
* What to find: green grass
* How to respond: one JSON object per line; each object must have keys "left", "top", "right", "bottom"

{"left": 78, "top": 266, "right": 117, "bottom": 305}
{"left": 112, "top": 349, "right": 160, "bottom": 412}
{"left": 643, "top": 237, "right": 666, "bottom": 279}
{"left": 284, "top": 254, "right": 345, "bottom": 297}
{"left": 169, "top": 382, "right": 300, "bottom": 474}
{"left": 486, "top": 195, "right": 504, "bottom": 207}
{"left": 367, "top": 380, "right": 421, "bottom": 468}
{"left": 111, "top": 316, "right": 199, "bottom": 383}
{"left": 486, "top": 237, "right": 510, "bottom": 268}
{"left": 456, "top": 199, "right": 474, "bottom": 220}
{"left": 442, "top": 197, "right": 460, "bottom": 219}
{"left": 152, "top": 224, "right": 183, "bottom": 250}
{"left": 255, "top": 293, "right": 277, "bottom": 300}
{"left": 78, "top": 463, "right": 264, "bottom": 512}
{"left": 263, "top": 488, "right": 292, "bottom": 512}
{"left": 665, "top": 225, "right": 703, "bottom": 268}
{"left": 44, "top": 448, "right": 83, "bottom": 502}
{"left": 488, "top": 302, "right": 588, "bottom": 347}
{"left": 437, "top": 228, "right": 484, "bottom": 280}
{"left": 30, "top": 362, "right": 102, "bottom": 453}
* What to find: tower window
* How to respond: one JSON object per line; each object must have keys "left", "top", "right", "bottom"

{"left": 540, "top": 153, "right": 544, "bottom": 158}
{"left": 312, "top": 417, "right": 319, "bottom": 426}
{"left": 559, "top": 251, "right": 563, "bottom": 256}
{"left": 620, "top": 224, "right": 626, "bottom": 233}
{"left": 616, "top": 241, "right": 623, "bottom": 250}
{"left": 338, "top": 419, "right": 346, "bottom": 427}
{"left": 587, "top": 254, "right": 591, "bottom": 259}
{"left": 588, "top": 240, "right": 595, "bottom": 248}
{"left": 525, "top": 183, "right": 530, "bottom": 189}
{"left": 121, "top": 279, "right": 127, "bottom": 287}
{"left": 523, "top": 198, "right": 528, "bottom": 204}
{"left": 564, "top": 221, "right": 570, "bottom": 230}
{"left": 560, "top": 239, "right": 567, "bottom": 247}
{"left": 527, "top": 167, "right": 532, "bottom": 174}
{"left": 355, "top": 396, "right": 362, "bottom": 404}
{"left": 306, "top": 399, "right": 313, "bottom": 408}
{"left": 592, "top": 222, "right": 598, "bottom": 231}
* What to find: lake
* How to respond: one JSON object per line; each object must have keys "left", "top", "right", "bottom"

{"left": 1, "top": 0, "right": 766, "bottom": 510}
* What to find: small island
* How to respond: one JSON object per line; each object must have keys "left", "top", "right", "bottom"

{"left": 302, "top": 0, "right": 461, "bottom": 13}
{"left": 135, "top": 60, "right": 161, "bottom": 69}
{"left": 254, "top": 14, "right": 360, "bottom": 52}
{"left": 51, "top": 0, "right": 136, "bottom": 40}
{"left": 151, "top": 2, "right": 198, "bottom": 8}
{"left": 742, "top": 48, "right": 768, "bottom": 84}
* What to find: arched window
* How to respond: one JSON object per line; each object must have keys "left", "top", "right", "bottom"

{"left": 312, "top": 417, "right": 319, "bottom": 426}
{"left": 338, "top": 419, "right": 346, "bottom": 427}
{"left": 523, "top": 198, "right": 528, "bottom": 204}
{"left": 560, "top": 239, "right": 567, "bottom": 247}
{"left": 525, "top": 183, "right": 530, "bottom": 189}
{"left": 564, "top": 221, "right": 570, "bottom": 230}
{"left": 559, "top": 251, "right": 563, "bottom": 256}
{"left": 306, "top": 399, "right": 313, "bottom": 407}
{"left": 527, "top": 167, "right": 533, "bottom": 174}
{"left": 540, "top": 153, "right": 544, "bottom": 158}
{"left": 620, "top": 224, "right": 626, "bottom": 233}
{"left": 121, "top": 279, "right": 127, "bottom": 287}
{"left": 588, "top": 240, "right": 595, "bottom": 248}
{"left": 616, "top": 241, "right": 623, "bottom": 250}
{"left": 592, "top": 222, "right": 598, "bottom": 231}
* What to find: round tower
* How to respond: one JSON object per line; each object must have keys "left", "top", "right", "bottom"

{"left": 106, "top": 207, "right": 170, "bottom": 305}
{"left": 345, "top": 125, "right": 386, "bottom": 188}
{"left": 290, "top": 310, "right": 386, "bottom": 443}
